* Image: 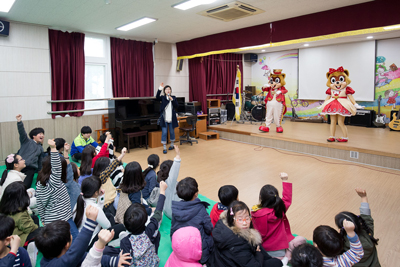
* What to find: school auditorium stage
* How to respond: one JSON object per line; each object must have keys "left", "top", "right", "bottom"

{"left": 208, "top": 119, "right": 399, "bottom": 170}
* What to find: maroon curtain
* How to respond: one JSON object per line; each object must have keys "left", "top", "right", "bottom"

{"left": 111, "top": 37, "right": 154, "bottom": 97}
{"left": 49, "top": 29, "right": 85, "bottom": 119}
{"left": 189, "top": 53, "right": 243, "bottom": 113}
{"left": 177, "top": 0, "right": 400, "bottom": 57}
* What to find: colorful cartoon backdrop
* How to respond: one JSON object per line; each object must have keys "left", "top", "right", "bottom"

{"left": 250, "top": 38, "right": 400, "bottom": 121}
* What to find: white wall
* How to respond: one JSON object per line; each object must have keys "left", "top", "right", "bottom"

{"left": 243, "top": 59, "right": 253, "bottom": 88}
{"left": 0, "top": 22, "right": 52, "bottom": 122}
{"left": 154, "top": 42, "right": 189, "bottom": 101}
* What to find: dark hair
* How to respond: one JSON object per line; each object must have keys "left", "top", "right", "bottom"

{"left": 124, "top": 203, "right": 147, "bottom": 235}
{"left": 1, "top": 154, "right": 19, "bottom": 186}
{"left": 92, "top": 157, "right": 110, "bottom": 177}
{"left": 218, "top": 185, "right": 239, "bottom": 206}
{"left": 142, "top": 154, "right": 160, "bottom": 178}
{"left": 74, "top": 176, "right": 102, "bottom": 228}
{"left": 29, "top": 127, "right": 45, "bottom": 139}
{"left": 0, "top": 182, "right": 30, "bottom": 215}
{"left": 176, "top": 177, "right": 198, "bottom": 201}
{"left": 81, "top": 126, "right": 92, "bottom": 134}
{"left": 156, "top": 160, "right": 173, "bottom": 183}
{"left": 99, "top": 133, "right": 107, "bottom": 144}
{"left": 80, "top": 146, "right": 96, "bottom": 176}
{"left": 226, "top": 201, "right": 251, "bottom": 228}
{"left": 37, "top": 155, "right": 67, "bottom": 186}
{"left": 291, "top": 243, "right": 323, "bottom": 267}
{"left": 0, "top": 214, "right": 15, "bottom": 240}
{"left": 259, "top": 184, "right": 286, "bottom": 219}
{"left": 120, "top": 162, "right": 145, "bottom": 194}
{"left": 313, "top": 225, "right": 342, "bottom": 257}
{"left": 335, "top": 211, "right": 379, "bottom": 245}
{"left": 35, "top": 220, "right": 71, "bottom": 259}
{"left": 46, "top": 138, "right": 66, "bottom": 154}
{"left": 70, "top": 162, "right": 79, "bottom": 182}
{"left": 163, "top": 85, "right": 172, "bottom": 95}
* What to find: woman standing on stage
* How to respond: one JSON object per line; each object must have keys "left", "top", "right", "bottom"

{"left": 156, "top": 83, "right": 179, "bottom": 154}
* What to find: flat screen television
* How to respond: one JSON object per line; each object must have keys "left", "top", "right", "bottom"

{"left": 114, "top": 99, "right": 161, "bottom": 120}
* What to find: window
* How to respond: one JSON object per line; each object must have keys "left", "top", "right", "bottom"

{"left": 84, "top": 34, "right": 112, "bottom": 112}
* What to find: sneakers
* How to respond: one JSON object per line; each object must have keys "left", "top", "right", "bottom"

{"left": 336, "top": 137, "right": 348, "bottom": 142}
{"left": 168, "top": 146, "right": 174, "bottom": 150}
{"left": 259, "top": 126, "right": 269, "bottom": 132}
{"left": 27, "top": 242, "right": 38, "bottom": 266}
{"left": 276, "top": 126, "right": 283, "bottom": 133}
{"left": 327, "top": 137, "right": 335, "bottom": 142}
{"left": 163, "top": 149, "right": 167, "bottom": 154}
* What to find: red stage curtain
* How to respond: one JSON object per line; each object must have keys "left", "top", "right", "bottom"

{"left": 110, "top": 37, "right": 154, "bottom": 97}
{"left": 177, "top": 0, "right": 400, "bottom": 58}
{"left": 49, "top": 29, "right": 85, "bottom": 119}
{"left": 189, "top": 53, "right": 243, "bottom": 113}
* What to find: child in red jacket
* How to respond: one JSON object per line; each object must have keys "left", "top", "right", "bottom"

{"left": 210, "top": 185, "right": 239, "bottom": 227}
{"left": 251, "top": 173, "right": 306, "bottom": 266}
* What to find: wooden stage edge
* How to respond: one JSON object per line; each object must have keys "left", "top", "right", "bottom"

{"left": 208, "top": 121, "right": 400, "bottom": 170}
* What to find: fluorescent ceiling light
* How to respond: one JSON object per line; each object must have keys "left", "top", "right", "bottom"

{"left": 173, "top": 0, "right": 216, "bottom": 11}
{"left": 117, "top": 17, "right": 157, "bottom": 31}
{"left": 383, "top": 25, "right": 400, "bottom": 30}
{"left": 0, "top": 0, "right": 16, "bottom": 13}
{"left": 366, "top": 36, "right": 373, "bottom": 39}
{"left": 261, "top": 50, "right": 266, "bottom": 52}
{"left": 303, "top": 44, "right": 309, "bottom": 47}
{"left": 239, "top": 44, "right": 270, "bottom": 50}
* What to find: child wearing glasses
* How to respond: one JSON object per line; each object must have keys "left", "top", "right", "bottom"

{"left": 170, "top": 177, "right": 214, "bottom": 265}
{"left": 208, "top": 200, "right": 282, "bottom": 267}
{"left": 251, "top": 173, "right": 306, "bottom": 267}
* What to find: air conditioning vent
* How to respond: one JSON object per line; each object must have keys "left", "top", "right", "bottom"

{"left": 350, "top": 151, "right": 359, "bottom": 159}
{"left": 198, "top": 1, "right": 265, "bottom": 22}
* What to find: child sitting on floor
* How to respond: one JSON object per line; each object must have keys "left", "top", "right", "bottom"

{"left": 251, "top": 172, "right": 306, "bottom": 266}
{"left": 210, "top": 185, "right": 238, "bottom": 227}
{"left": 165, "top": 226, "right": 203, "bottom": 267}
{"left": 70, "top": 126, "right": 98, "bottom": 162}
{"left": 334, "top": 188, "right": 380, "bottom": 267}
{"left": 35, "top": 205, "right": 121, "bottom": 267}
{"left": 115, "top": 162, "right": 152, "bottom": 224}
{"left": 171, "top": 177, "right": 214, "bottom": 264}
{"left": 120, "top": 181, "right": 168, "bottom": 266}
{"left": 0, "top": 214, "right": 32, "bottom": 267}
{"left": 142, "top": 154, "right": 160, "bottom": 203}
{"left": 0, "top": 153, "right": 36, "bottom": 209}
{"left": 313, "top": 220, "right": 364, "bottom": 267}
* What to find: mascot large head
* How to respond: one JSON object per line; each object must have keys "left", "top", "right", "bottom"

{"left": 326, "top": 66, "right": 351, "bottom": 90}
{"left": 269, "top": 69, "right": 286, "bottom": 90}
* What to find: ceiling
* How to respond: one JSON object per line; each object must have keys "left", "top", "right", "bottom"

{"left": 0, "top": 0, "right": 376, "bottom": 44}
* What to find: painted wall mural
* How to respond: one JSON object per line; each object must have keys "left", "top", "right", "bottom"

{"left": 250, "top": 38, "right": 400, "bottom": 122}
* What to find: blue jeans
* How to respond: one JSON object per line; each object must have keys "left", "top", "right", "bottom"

{"left": 67, "top": 218, "right": 79, "bottom": 243}
{"left": 161, "top": 122, "right": 175, "bottom": 144}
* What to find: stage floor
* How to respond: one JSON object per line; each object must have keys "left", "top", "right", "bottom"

{"left": 208, "top": 119, "right": 399, "bottom": 162}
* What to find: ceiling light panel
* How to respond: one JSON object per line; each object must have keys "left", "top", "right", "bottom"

{"left": 117, "top": 17, "right": 157, "bottom": 31}
{"left": 0, "top": 0, "right": 16, "bottom": 13}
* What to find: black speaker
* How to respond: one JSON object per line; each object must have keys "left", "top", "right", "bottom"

{"left": 176, "top": 59, "right": 184, "bottom": 71}
{"left": 175, "top": 97, "right": 185, "bottom": 113}
{"left": 244, "top": 53, "right": 258, "bottom": 62}
{"left": 349, "top": 109, "right": 375, "bottom": 127}
{"left": 226, "top": 103, "right": 235, "bottom": 120}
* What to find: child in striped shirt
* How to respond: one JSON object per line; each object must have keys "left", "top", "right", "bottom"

{"left": 313, "top": 220, "right": 364, "bottom": 267}
{"left": 0, "top": 214, "right": 32, "bottom": 267}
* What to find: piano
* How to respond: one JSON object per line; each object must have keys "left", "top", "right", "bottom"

{"left": 108, "top": 97, "right": 161, "bottom": 149}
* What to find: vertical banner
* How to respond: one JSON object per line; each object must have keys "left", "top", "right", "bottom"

{"left": 233, "top": 66, "right": 242, "bottom": 121}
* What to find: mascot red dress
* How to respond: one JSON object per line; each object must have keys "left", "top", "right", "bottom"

{"left": 259, "top": 69, "right": 288, "bottom": 133}
{"left": 320, "top": 67, "right": 357, "bottom": 142}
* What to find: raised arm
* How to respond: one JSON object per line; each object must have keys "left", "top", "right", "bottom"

{"left": 16, "top": 114, "right": 29, "bottom": 145}
{"left": 336, "top": 220, "right": 364, "bottom": 266}
{"left": 155, "top": 82, "right": 164, "bottom": 101}
{"left": 280, "top": 172, "right": 292, "bottom": 210}
{"left": 48, "top": 139, "right": 62, "bottom": 189}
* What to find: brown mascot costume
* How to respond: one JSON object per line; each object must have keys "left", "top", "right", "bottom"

{"left": 320, "top": 66, "right": 357, "bottom": 142}
{"left": 259, "top": 69, "right": 288, "bottom": 133}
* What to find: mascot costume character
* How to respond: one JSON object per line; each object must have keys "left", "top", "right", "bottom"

{"left": 320, "top": 66, "right": 359, "bottom": 142}
{"left": 259, "top": 69, "right": 288, "bottom": 133}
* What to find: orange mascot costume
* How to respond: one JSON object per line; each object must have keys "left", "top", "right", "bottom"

{"left": 259, "top": 69, "right": 288, "bottom": 133}
{"left": 320, "top": 66, "right": 357, "bottom": 142}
